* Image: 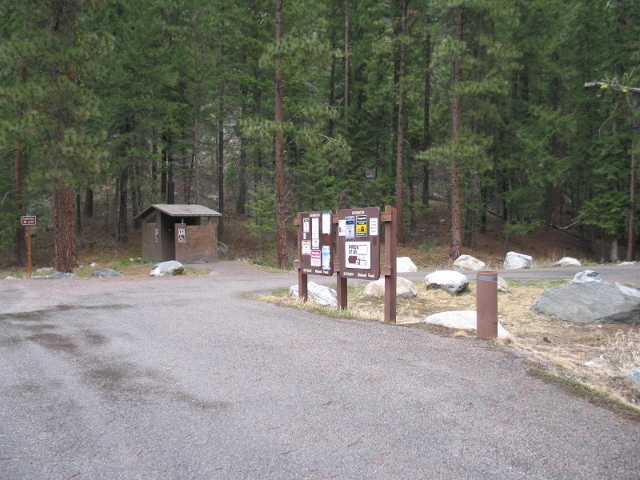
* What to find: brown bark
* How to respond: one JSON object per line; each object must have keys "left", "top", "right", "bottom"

{"left": 15, "top": 64, "right": 27, "bottom": 267}
{"left": 53, "top": 187, "right": 76, "bottom": 273}
{"left": 395, "top": 0, "right": 408, "bottom": 245}
{"left": 275, "top": 0, "right": 288, "bottom": 269}
{"left": 117, "top": 168, "right": 128, "bottom": 243}
{"left": 83, "top": 187, "right": 94, "bottom": 218}
{"left": 344, "top": 0, "right": 350, "bottom": 119}
{"left": 421, "top": 32, "right": 431, "bottom": 206}
{"left": 450, "top": 7, "right": 463, "bottom": 260}
{"left": 629, "top": 118, "right": 638, "bottom": 261}
{"left": 218, "top": 62, "right": 225, "bottom": 242}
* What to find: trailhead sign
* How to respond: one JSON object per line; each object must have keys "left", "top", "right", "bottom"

{"left": 298, "top": 211, "right": 333, "bottom": 276}
{"left": 337, "top": 207, "right": 381, "bottom": 280}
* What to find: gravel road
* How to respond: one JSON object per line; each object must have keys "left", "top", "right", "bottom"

{"left": 1, "top": 261, "right": 639, "bottom": 479}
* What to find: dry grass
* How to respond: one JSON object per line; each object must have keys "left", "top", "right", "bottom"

{"left": 259, "top": 279, "right": 640, "bottom": 418}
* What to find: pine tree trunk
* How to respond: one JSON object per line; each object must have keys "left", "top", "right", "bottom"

{"left": 53, "top": 187, "right": 76, "bottom": 273}
{"left": 83, "top": 187, "right": 94, "bottom": 218}
{"left": 628, "top": 118, "right": 637, "bottom": 261}
{"left": 344, "top": 0, "right": 350, "bottom": 120}
{"left": 218, "top": 76, "right": 225, "bottom": 242}
{"left": 421, "top": 32, "right": 431, "bottom": 207}
{"left": 118, "top": 168, "right": 128, "bottom": 243}
{"left": 450, "top": 7, "right": 463, "bottom": 260}
{"left": 395, "top": 0, "right": 408, "bottom": 246}
{"left": 15, "top": 64, "right": 26, "bottom": 267}
{"left": 275, "top": 0, "right": 288, "bottom": 269}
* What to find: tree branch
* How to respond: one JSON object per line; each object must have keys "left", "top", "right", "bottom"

{"left": 584, "top": 81, "right": 640, "bottom": 94}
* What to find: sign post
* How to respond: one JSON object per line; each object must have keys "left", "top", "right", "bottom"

{"left": 20, "top": 216, "right": 36, "bottom": 278}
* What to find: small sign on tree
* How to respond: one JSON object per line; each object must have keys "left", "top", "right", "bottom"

{"left": 20, "top": 216, "right": 36, "bottom": 226}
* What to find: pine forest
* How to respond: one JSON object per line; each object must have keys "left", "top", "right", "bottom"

{"left": 0, "top": 0, "right": 639, "bottom": 271}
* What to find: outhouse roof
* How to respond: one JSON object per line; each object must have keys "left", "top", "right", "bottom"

{"left": 135, "top": 204, "right": 222, "bottom": 220}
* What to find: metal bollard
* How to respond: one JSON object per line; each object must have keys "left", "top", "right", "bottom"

{"left": 476, "top": 270, "right": 498, "bottom": 340}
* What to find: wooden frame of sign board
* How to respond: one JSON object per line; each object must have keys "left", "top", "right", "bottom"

{"left": 294, "top": 205, "right": 397, "bottom": 323}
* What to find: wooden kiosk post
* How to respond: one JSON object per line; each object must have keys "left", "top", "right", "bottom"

{"left": 382, "top": 205, "right": 397, "bottom": 323}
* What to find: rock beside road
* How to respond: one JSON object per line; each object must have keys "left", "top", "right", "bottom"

{"left": 91, "top": 268, "right": 123, "bottom": 278}
{"left": 554, "top": 257, "right": 582, "bottom": 267}
{"left": 425, "top": 270, "right": 469, "bottom": 295}
{"left": 454, "top": 254, "right": 486, "bottom": 271}
{"left": 504, "top": 251, "right": 533, "bottom": 269}
{"left": 363, "top": 277, "right": 417, "bottom": 298}
{"left": 396, "top": 257, "right": 418, "bottom": 273}
{"left": 532, "top": 281, "right": 640, "bottom": 324}
{"left": 423, "top": 310, "right": 512, "bottom": 339}
{"left": 150, "top": 261, "right": 184, "bottom": 277}
{"left": 290, "top": 282, "right": 339, "bottom": 308}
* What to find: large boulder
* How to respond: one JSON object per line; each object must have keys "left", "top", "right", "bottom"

{"left": 531, "top": 282, "right": 640, "bottom": 324}
{"left": 504, "top": 251, "right": 533, "bottom": 269}
{"left": 425, "top": 270, "right": 469, "bottom": 295}
{"left": 454, "top": 254, "right": 486, "bottom": 271}
{"left": 150, "top": 261, "right": 184, "bottom": 277}
{"left": 91, "top": 268, "right": 123, "bottom": 278}
{"left": 423, "top": 310, "right": 512, "bottom": 339}
{"left": 573, "top": 270, "right": 603, "bottom": 284}
{"left": 626, "top": 369, "right": 640, "bottom": 391}
{"left": 397, "top": 257, "right": 418, "bottom": 273}
{"left": 553, "top": 257, "right": 582, "bottom": 267}
{"left": 49, "top": 271, "right": 76, "bottom": 279}
{"left": 290, "top": 282, "right": 338, "bottom": 309}
{"left": 363, "top": 277, "right": 418, "bottom": 298}
{"left": 497, "top": 277, "right": 510, "bottom": 293}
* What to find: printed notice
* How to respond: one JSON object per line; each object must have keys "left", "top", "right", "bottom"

{"left": 369, "top": 217, "right": 379, "bottom": 236}
{"left": 301, "top": 240, "right": 311, "bottom": 255}
{"left": 322, "top": 211, "right": 331, "bottom": 234}
{"left": 356, "top": 215, "right": 367, "bottom": 237}
{"left": 345, "top": 216, "right": 355, "bottom": 239}
{"left": 311, "top": 217, "right": 320, "bottom": 249}
{"left": 310, "top": 249, "right": 321, "bottom": 267}
{"left": 345, "top": 241, "right": 370, "bottom": 269}
{"left": 338, "top": 219, "right": 347, "bottom": 237}
{"left": 303, "top": 217, "right": 310, "bottom": 233}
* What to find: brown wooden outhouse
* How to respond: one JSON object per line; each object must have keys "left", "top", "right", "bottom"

{"left": 135, "top": 204, "right": 222, "bottom": 263}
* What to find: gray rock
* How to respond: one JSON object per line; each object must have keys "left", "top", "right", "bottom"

{"left": 497, "top": 277, "right": 510, "bottom": 293}
{"left": 423, "top": 310, "right": 512, "bottom": 339}
{"left": 150, "top": 261, "right": 185, "bottom": 277}
{"left": 397, "top": 257, "right": 418, "bottom": 273}
{"left": 5, "top": 276, "right": 20, "bottom": 280}
{"left": 504, "top": 251, "right": 533, "bottom": 269}
{"left": 532, "top": 282, "right": 640, "bottom": 324}
{"left": 425, "top": 270, "right": 469, "bottom": 295}
{"left": 35, "top": 267, "right": 54, "bottom": 274}
{"left": 49, "top": 271, "right": 76, "bottom": 279}
{"left": 625, "top": 369, "right": 640, "bottom": 390}
{"left": 572, "top": 270, "right": 603, "bottom": 284}
{"left": 218, "top": 241, "right": 230, "bottom": 255}
{"left": 553, "top": 257, "right": 582, "bottom": 267}
{"left": 363, "top": 277, "right": 418, "bottom": 298}
{"left": 619, "top": 261, "right": 637, "bottom": 266}
{"left": 454, "top": 254, "right": 486, "bottom": 271}
{"left": 90, "top": 262, "right": 99, "bottom": 267}
{"left": 91, "top": 268, "right": 123, "bottom": 278}
{"left": 290, "top": 282, "right": 338, "bottom": 308}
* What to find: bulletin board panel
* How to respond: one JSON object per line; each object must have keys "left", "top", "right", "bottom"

{"left": 298, "top": 210, "right": 334, "bottom": 276}
{"left": 337, "top": 207, "right": 381, "bottom": 280}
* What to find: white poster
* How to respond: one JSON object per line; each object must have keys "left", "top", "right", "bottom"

{"left": 338, "top": 219, "right": 347, "bottom": 237}
{"left": 311, "top": 217, "right": 320, "bottom": 249}
{"left": 301, "top": 240, "right": 311, "bottom": 255}
{"left": 322, "top": 211, "right": 331, "bottom": 234}
{"left": 369, "top": 217, "right": 379, "bottom": 236}
{"left": 345, "top": 241, "right": 370, "bottom": 270}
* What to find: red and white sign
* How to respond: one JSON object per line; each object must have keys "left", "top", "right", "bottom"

{"left": 310, "top": 249, "right": 321, "bottom": 267}
{"left": 20, "top": 216, "right": 36, "bottom": 226}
